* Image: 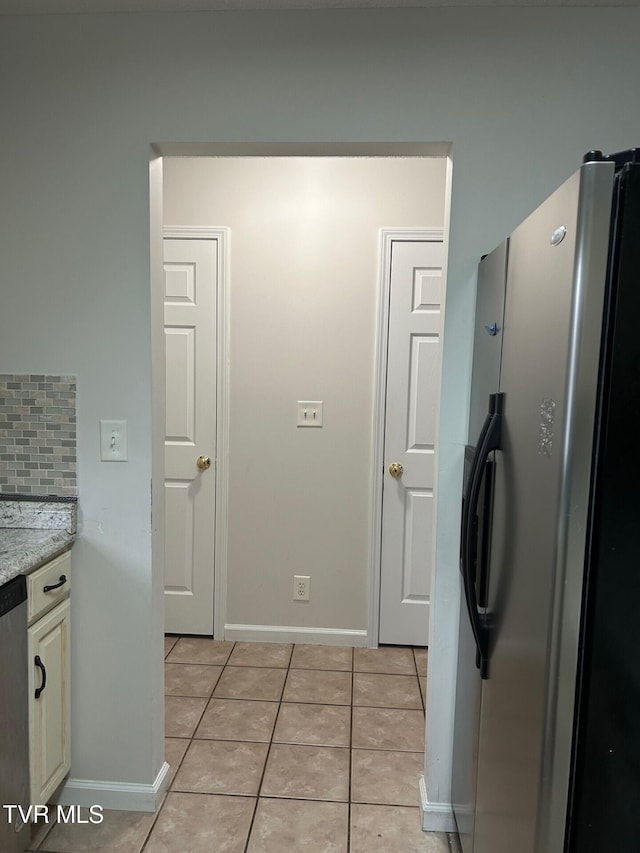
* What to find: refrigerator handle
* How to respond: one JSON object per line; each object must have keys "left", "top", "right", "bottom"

{"left": 460, "top": 415, "right": 491, "bottom": 671}
{"left": 461, "top": 392, "right": 504, "bottom": 679}
{"left": 477, "top": 459, "right": 495, "bottom": 609}
{"left": 460, "top": 422, "right": 492, "bottom": 581}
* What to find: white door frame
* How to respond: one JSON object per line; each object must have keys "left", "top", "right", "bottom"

{"left": 163, "top": 225, "right": 230, "bottom": 639}
{"left": 151, "top": 145, "right": 451, "bottom": 650}
{"left": 368, "top": 227, "right": 445, "bottom": 649}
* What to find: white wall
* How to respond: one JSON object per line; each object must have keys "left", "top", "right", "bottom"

{"left": 163, "top": 156, "right": 446, "bottom": 635}
{"left": 0, "top": 6, "right": 638, "bottom": 811}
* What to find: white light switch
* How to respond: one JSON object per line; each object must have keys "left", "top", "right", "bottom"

{"left": 297, "top": 401, "right": 323, "bottom": 428}
{"left": 100, "top": 420, "right": 128, "bottom": 461}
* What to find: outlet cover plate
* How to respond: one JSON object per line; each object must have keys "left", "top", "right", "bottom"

{"left": 100, "top": 419, "right": 128, "bottom": 462}
{"left": 297, "top": 401, "right": 323, "bottom": 428}
{"left": 293, "top": 575, "right": 310, "bottom": 601}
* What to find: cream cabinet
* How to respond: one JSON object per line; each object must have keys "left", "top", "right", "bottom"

{"left": 27, "top": 551, "right": 71, "bottom": 805}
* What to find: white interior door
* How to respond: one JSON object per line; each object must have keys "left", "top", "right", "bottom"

{"left": 164, "top": 237, "right": 217, "bottom": 635}
{"left": 379, "top": 239, "right": 445, "bottom": 646}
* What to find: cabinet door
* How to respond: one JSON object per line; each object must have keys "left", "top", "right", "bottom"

{"left": 28, "top": 597, "right": 70, "bottom": 805}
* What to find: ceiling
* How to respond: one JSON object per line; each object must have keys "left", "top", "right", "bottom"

{"left": 0, "top": 0, "right": 637, "bottom": 12}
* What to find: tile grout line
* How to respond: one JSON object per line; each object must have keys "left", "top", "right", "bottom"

{"left": 142, "top": 637, "right": 237, "bottom": 853}
{"left": 242, "top": 642, "right": 293, "bottom": 853}
{"left": 414, "top": 646, "right": 428, "bottom": 715}
{"left": 139, "top": 635, "right": 194, "bottom": 853}
{"left": 347, "top": 644, "right": 354, "bottom": 853}
{"left": 138, "top": 711, "right": 199, "bottom": 853}
{"left": 137, "top": 781, "right": 170, "bottom": 853}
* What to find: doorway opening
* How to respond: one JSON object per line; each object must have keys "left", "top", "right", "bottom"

{"left": 150, "top": 143, "right": 452, "bottom": 648}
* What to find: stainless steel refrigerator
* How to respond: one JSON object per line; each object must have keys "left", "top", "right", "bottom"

{"left": 452, "top": 149, "right": 640, "bottom": 853}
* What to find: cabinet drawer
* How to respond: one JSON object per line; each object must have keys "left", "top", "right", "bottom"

{"left": 27, "top": 551, "right": 71, "bottom": 625}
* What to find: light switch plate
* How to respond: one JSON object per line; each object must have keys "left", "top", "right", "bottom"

{"left": 100, "top": 420, "right": 128, "bottom": 461}
{"left": 297, "top": 401, "right": 323, "bottom": 427}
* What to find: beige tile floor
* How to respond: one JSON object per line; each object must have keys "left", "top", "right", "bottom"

{"left": 29, "top": 637, "right": 461, "bottom": 853}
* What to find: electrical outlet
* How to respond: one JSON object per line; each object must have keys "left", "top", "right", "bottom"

{"left": 293, "top": 575, "right": 310, "bottom": 602}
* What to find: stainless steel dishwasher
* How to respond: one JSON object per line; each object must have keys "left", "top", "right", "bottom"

{"left": 0, "top": 574, "right": 30, "bottom": 853}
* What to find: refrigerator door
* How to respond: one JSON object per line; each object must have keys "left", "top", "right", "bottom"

{"left": 472, "top": 162, "right": 615, "bottom": 853}
{"left": 452, "top": 242, "right": 507, "bottom": 853}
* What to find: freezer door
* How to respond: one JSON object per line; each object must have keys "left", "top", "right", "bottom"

{"left": 452, "top": 243, "right": 507, "bottom": 853}
{"left": 472, "top": 162, "right": 614, "bottom": 853}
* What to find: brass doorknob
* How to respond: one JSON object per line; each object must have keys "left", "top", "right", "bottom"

{"left": 389, "top": 462, "right": 403, "bottom": 479}
{"left": 196, "top": 455, "right": 212, "bottom": 470}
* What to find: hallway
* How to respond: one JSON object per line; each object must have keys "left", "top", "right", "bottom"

{"left": 28, "top": 639, "right": 460, "bottom": 852}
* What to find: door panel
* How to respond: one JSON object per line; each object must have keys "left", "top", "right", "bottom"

{"left": 164, "top": 480, "right": 195, "bottom": 592}
{"left": 401, "top": 487, "right": 434, "bottom": 600}
{"left": 164, "top": 238, "right": 217, "bottom": 635}
{"left": 28, "top": 599, "right": 70, "bottom": 805}
{"left": 407, "top": 335, "right": 440, "bottom": 449}
{"left": 379, "top": 240, "right": 445, "bottom": 646}
{"left": 165, "top": 327, "right": 196, "bottom": 443}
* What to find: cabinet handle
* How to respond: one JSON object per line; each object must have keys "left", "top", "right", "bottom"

{"left": 34, "top": 655, "right": 47, "bottom": 699}
{"left": 43, "top": 574, "right": 67, "bottom": 593}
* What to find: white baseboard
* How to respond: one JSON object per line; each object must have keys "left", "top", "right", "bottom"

{"left": 55, "top": 761, "right": 170, "bottom": 813}
{"left": 419, "top": 774, "right": 457, "bottom": 832}
{"left": 224, "top": 623, "right": 368, "bottom": 646}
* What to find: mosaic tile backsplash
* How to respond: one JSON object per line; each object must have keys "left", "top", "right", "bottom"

{"left": 0, "top": 374, "right": 77, "bottom": 496}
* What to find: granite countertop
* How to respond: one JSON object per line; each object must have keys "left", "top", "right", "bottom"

{"left": 0, "top": 529, "right": 75, "bottom": 586}
{"left": 0, "top": 496, "right": 77, "bottom": 586}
